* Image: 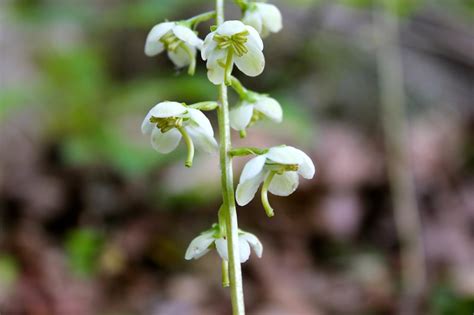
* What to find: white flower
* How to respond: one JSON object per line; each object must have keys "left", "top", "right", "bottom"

{"left": 242, "top": 2, "right": 283, "bottom": 38}
{"left": 230, "top": 93, "right": 282, "bottom": 134}
{"left": 184, "top": 230, "right": 216, "bottom": 260}
{"left": 236, "top": 145, "right": 315, "bottom": 215}
{"left": 185, "top": 228, "right": 263, "bottom": 263}
{"left": 144, "top": 22, "right": 203, "bottom": 74}
{"left": 201, "top": 20, "right": 264, "bottom": 85}
{"left": 141, "top": 101, "right": 217, "bottom": 164}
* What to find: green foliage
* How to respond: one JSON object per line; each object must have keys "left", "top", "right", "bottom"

{"left": 340, "top": 0, "right": 422, "bottom": 16}
{"left": 0, "top": 87, "right": 37, "bottom": 121}
{"left": 106, "top": 0, "right": 205, "bottom": 28}
{"left": 0, "top": 255, "right": 19, "bottom": 289}
{"left": 65, "top": 228, "right": 103, "bottom": 277}
{"left": 11, "top": 0, "right": 95, "bottom": 23}
{"left": 430, "top": 285, "right": 474, "bottom": 315}
{"left": 276, "top": 96, "right": 315, "bottom": 144}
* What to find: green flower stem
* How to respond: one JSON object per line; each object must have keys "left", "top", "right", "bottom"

{"left": 261, "top": 172, "right": 276, "bottom": 218}
{"left": 229, "top": 76, "right": 249, "bottom": 99}
{"left": 224, "top": 50, "right": 234, "bottom": 86}
{"left": 229, "top": 147, "right": 268, "bottom": 157}
{"left": 216, "top": 0, "right": 245, "bottom": 314}
{"left": 180, "top": 43, "right": 196, "bottom": 75}
{"left": 185, "top": 11, "right": 216, "bottom": 28}
{"left": 234, "top": 0, "right": 249, "bottom": 10}
{"left": 218, "top": 205, "right": 227, "bottom": 236}
{"left": 222, "top": 259, "right": 230, "bottom": 287}
{"left": 177, "top": 127, "right": 194, "bottom": 168}
{"left": 218, "top": 206, "right": 230, "bottom": 288}
{"left": 188, "top": 101, "right": 219, "bottom": 111}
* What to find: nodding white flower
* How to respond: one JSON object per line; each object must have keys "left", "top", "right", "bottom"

{"left": 236, "top": 145, "right": 315, "bottom": 216}
{"left": 242, "top": 2, "right": 283, "bottom": 38}
{"left": 230, "top": 93, "right": 282, "bottom": 135}
{"left": 141, "top": 101, "right": 217, "bottom": 166}
{"left": 201, "top": 20, "right": 264, "bottom": 85}
{"left": 185, "top": 226, "right": 263, "bottom": 263}
{"left": 144, "top": 22, "right": 203, "bottom": 74}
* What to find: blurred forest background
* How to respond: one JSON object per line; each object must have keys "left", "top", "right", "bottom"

{"left": 0, "top": 0, "right": 473, "bottom": 314}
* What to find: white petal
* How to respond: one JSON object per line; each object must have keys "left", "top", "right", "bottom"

{"left": 217, "top": 20, "right": 246, "bottom": 36}
{"left": 201, "top": 32, "right": 217, "bottom": 60}
{"left": 144, "top": 22, "right": 175, "bottom": 56}
{"left": 186, "top": 125, "right": 218, "bottom": 153}
{"left": 149, "top": 101, "right": 187, "bottom": 118}
{"left": 184, "top": 231, "right": 215, "bottom": 260}
{"left": 206, "top": 49, "right": 227, "bottom": 85}
{"left": 242, "top": 10, "right": 263, "bottom": 34}
{"left": 172, "top": 25, "right": 203, "bottom": 48}
{"left": 283, "top": 146, "right": 316, "bottom": 179}
{"left": 215, "top": 237, "right": 228, "bottom": 261}
{"left": 240, "top": 232, "right": 263, "bottom": 258}
{"left": 266, "top": 146, "right": 302, "bottom": 165}
{"left": 257, "top": 3, "right": 282, "bottom": 34}
{"left": 141, "top": 111, "right": 155, "bottom": 135}
{"left": 230, "top": 104, "right": 254, "bottom": 131}
{"left": 167, "top": 45, "right": 192, "bottom": 68}
{"left": 234, "top": 40, "right": 264, "bottom": 77}
{"left": 268, "top": 171, "right": 299, "bottom": 196}
{"left": 186, "top": 109, "right": 217, "bottom": 153}
{"left": 239, "top": 155, "right": 266, "bottom": 183}
{"left": 187, "top": 108, "right": 214, "bottom": 136}
{"left": 236, "top": 169, "right": 267, "bottom": 206}
{"left": 238, "top": 238, "right": 251, "bottom": 263}
{"left": 150, "top": 128, "right": 182, "bottom": 153}
{"left": 254, "top": 96, "right": 282, "bottom": 122}
{"left": 245, "top": 25, "right": 264, "bottom": 51}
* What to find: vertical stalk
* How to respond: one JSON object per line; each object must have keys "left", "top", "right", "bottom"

{"left": 374, "top": 1, "right": 426, "bottom": 314}
{"left": 215, "top": 0, "right": 246, "bottom": 314}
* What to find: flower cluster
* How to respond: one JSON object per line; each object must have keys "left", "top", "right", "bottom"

{"left": 229, "top": 79, "right": 283, "bottom": 137}
{"left": 141, "top": 101, "right": 217, "bottom": 167}
{"left": 236, "top": 145, "right": 315, "bottom": 217}
{"left": 185, "top": 224, "right": 262, "bottom": 263}
{"left": 145, "top": 22, "right": 203, "bottom": 75}
{"left": 202, "top": 20, "right": 264, "bottom": 85}
{"left": 141, "top": 0, "right": 316, "bottom": 276}
{"left": 242, "top": 2, "right": 282, "bottom": 38}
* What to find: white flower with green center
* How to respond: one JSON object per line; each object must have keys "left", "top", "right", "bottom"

{"left": 230, "top": 93, "right": 282, "bottom": 137}
{"left": 141, "top": 101, "right": 217, "bottom": 167}
{"left": 201, "top": 20, "right": 264, "bottom": 85}
{"left": 236, "top": 145, "right": 315, "bottom": 217}
{"left": 185, "top": 225, "right": 263, "bottom": 263}
{"left": 144, "top": 22, "right": 203, "bottom": 75}
{"left": 242, "top": 2, "right": 282, "bottom": 38}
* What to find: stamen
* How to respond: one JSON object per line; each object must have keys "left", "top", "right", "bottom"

{"left": 250, "top": 110, "right": 263, "bottom": 125}
{"left": 150, "top": 116, "right": 186, "bottom": 133}
{"left": 265, "top": 163, "right": 299, "bottom": 174}
{"left": 212, "top": 30, "right": 250, "bottom": 57}
{"left": 160, "top": 31, "right": 182, "bottom": 52}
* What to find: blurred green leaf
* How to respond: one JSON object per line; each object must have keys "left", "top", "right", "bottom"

{"left": 0, "top": 255, "right": 19, "bottom": 289}
{"left": 430, "top": 285, "right": 474, "bottom": 315}
{"left": 10, "top": 0, "right": 95, "bottom": 23}
{"left": 340, "top": 0, "right": 422, "bottom": 16}
{"left": 65, "top": 228, "right": 103, "bottom": 277}
{"left": 105, "top": 0, "right": 210, "bottom": 28}
{"left": 279, "top": 95, "right": 315, "bottom": 144}
{"left": 0, "top": 87, "right": 38, "bottom": 121}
